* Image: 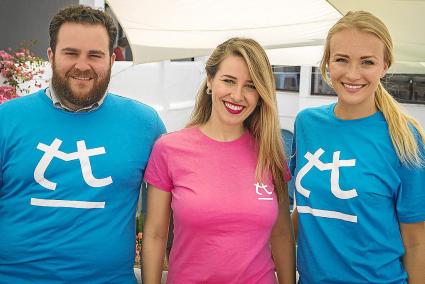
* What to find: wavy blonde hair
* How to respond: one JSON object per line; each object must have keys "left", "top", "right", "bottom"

{"left": 188, "top": 37, "right": 288, "bottom": 202}
{"left": 320, "top": 11, "right": 425, "bottom": 167}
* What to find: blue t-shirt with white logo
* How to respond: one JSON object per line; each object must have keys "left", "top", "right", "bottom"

{"left": 290, "top": 104, "right": 425, "bottom": 284}
{"left": 0, "top": 90, "right": 165, "bottom": 283}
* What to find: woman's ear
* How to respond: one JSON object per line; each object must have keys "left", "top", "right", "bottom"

{"left": 381, "top": 63, "right": 389, "bottom": 78}
{"left": 206, "top": 77, "right": 212, "bottom": 90}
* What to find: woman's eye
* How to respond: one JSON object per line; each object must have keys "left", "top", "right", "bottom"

{"left": 335, "top": 58, "right": 347, "bottom": 63}
{"left": 223, "top": 79, "right": 235, "bottom": 84}
{"left": 363, "top": 60, "right": 374, "bottom": 65}
{"left": 246, "top": 84, "right": 256, "bottom": 90}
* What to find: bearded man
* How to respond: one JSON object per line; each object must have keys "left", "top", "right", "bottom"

{"left": 0, "top": 5, "right": 165, "bottom": 283}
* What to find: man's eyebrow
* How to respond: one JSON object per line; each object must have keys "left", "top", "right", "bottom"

{"left": 60, "top": 48, "right": 106, "bottom": 56}
{"left": 61, "top": 47, "right": 79, "bottom": 53}
{"left": 88, "top": 50, "right": 106, "bottom": 56}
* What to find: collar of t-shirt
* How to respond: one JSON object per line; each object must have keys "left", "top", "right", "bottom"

{"left": 45, "top": 81, "right": 107, "bottom": 112}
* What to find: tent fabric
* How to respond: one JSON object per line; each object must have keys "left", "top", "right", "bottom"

{"left": 107, "top": 0, "right": 425, "bottom": 73}
{"left": 106, "top": 0, "right": 340, "bottom": 64}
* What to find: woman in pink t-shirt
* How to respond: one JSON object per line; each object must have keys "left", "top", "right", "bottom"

{"left": 143, "top": 37, "right": 295, "bottom": 284}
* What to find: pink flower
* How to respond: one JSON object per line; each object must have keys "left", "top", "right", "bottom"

{"left": 0, "top": 51, "right": 13, "bottom": 61}
{"left": 0, "top": 86, "right": 18, "bottom": 104}
{"left": 3, "top": 61, "right": 14, "bottom": 67}
{"left": 15, "top": 52, "right": 25, "bottom": 58}
{"left": 0, "top": 45, "right": 44, "bottom": 94}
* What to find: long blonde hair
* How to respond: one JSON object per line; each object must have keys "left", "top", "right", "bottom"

{"left": 320, "top": 11, "right": 425, "bottom": 167}
{"left": 188, "top": 37, "right": 288, "bottom": 202}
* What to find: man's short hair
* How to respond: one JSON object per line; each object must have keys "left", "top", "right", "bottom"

{"left": 117, "top": 37, "right": 129, "bottom": 48}
{"left": 49, "top": 5, "right": 117, "bottom": 55}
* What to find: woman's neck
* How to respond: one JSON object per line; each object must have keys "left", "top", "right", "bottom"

{"left": 199, "top": 119, "right": 245, "bottom": 142}
{"left": 334, "top": 101, "right": 378, "bottom": 120}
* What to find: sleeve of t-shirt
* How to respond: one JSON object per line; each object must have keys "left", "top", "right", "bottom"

{"left": 283, "top": 162, "right": 292, "bottom": 182}
{"left": 155, "top": 111, "right": 167, "bottom": 137}
{"left": 144, "top": 137, "right": 173, "bottom": 192}
{"left": 396, "top": 135, "right": 425, "bottom": 223}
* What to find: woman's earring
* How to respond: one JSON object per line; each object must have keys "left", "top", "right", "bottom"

{"left": 206, "top": 88, "right": 212, "bottom": 95}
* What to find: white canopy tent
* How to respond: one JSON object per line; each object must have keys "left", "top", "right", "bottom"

{"left": 107, "top": 0, "right": 425, "bottom": 73}
{"left": 106, "top": 0, "right": 340, "bottom": 63}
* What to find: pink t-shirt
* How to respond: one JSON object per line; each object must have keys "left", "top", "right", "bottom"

{"left": 145, "top": 127, "right": 290, "bottom": 284}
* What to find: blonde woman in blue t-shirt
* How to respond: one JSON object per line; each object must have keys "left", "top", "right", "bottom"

{"left": 291, "top": 11, "right": 425, "bottom": 284}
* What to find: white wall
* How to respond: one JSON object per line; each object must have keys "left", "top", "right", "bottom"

{"left": 108, "top": 61, "right": 205, "bottom": 132}
{"left": 79, "top": 0, "right": 104, "bottom": 9}
{"left": 400, "top": 104, "right": 425, "bottom": 127}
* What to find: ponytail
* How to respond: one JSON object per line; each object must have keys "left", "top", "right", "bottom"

{"left": 375, "top": 83, "right": 425, "bottom": 167}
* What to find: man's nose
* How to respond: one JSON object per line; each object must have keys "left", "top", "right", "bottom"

{"left": 74, "top": 57, "right": 91, "bottom": 72}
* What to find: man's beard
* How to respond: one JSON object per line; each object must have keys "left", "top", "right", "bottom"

{"left": 51, "top": 60, "right": 111, "bottom": 110}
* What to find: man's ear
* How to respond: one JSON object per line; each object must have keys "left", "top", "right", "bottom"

{"left": 110, "top": 52, "right": 116, "bottom": 66}
{"left": 47, "top": 47, "right": 54, "bottom": 64}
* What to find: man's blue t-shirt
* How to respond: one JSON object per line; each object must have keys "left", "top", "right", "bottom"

{"left": 290, "top": 104, "right": 425, "bottom": 284}
{"left": 0, "top": 90, "right": 165, "bottom": 283}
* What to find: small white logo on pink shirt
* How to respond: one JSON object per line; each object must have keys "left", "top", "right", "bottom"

{"left": 254, "top": 182, "right": 273, "bottom": 201}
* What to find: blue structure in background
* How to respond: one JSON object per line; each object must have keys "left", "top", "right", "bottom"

{"left": 281, "top": 129, "right": 295, "bottom": 210}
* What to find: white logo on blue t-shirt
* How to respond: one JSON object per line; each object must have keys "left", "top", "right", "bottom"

{"left": 296, "top": 148, "right": 358, "bottom": 223}
{"left": 31, "top": 138, "right": 112, "bottom": 209}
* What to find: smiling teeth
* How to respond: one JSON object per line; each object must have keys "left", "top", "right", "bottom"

{"left": 343, "top": 83, "right": 362, "bottom": 89}
{"left": 73, "top": 77, "right": 91, "bottom": 80}
{"left": 224, "top": 102, "right": 243, "bottom": 111}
